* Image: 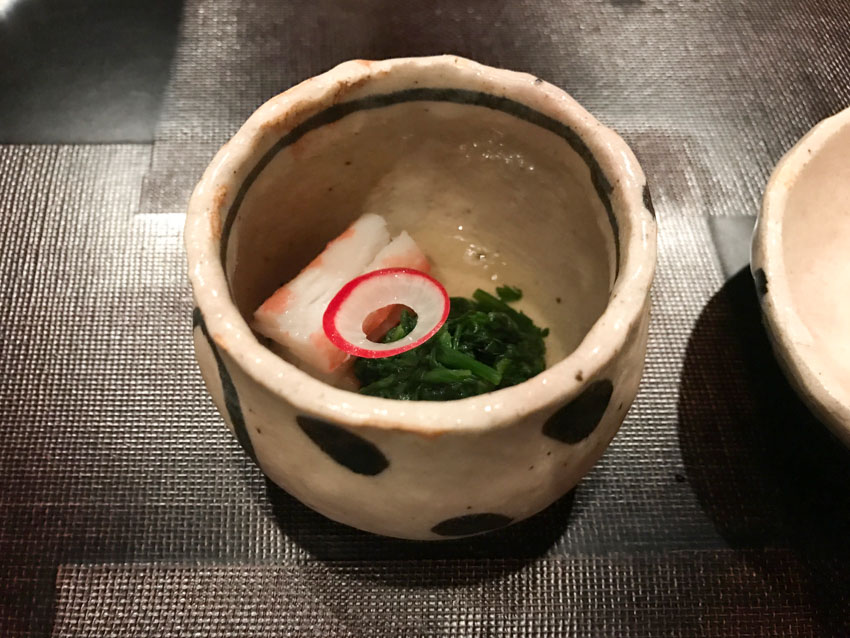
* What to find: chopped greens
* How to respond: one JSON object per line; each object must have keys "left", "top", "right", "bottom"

{"left": 495, "top": 285, "right": 523, "bottom": 302}
{"left": 353, "top": 286, "right": 549, "bottom": 401}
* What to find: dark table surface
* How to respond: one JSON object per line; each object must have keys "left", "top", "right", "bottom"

{"left": 2, "top": 1, "right": 850, "bottom": 636}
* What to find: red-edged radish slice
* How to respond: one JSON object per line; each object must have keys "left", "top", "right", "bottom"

{"left": 323, "top": 268, "right": 450, "bottom": 358}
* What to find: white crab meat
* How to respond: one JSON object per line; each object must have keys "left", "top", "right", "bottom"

{"left": 253, "top": 213, "right": 430, "bottom": 375}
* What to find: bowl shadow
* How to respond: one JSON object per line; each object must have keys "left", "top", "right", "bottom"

{"left": 265, "top": 478, "right": 577, "bottom": 585}
{"left": 677, "top": 267, "right": 850, "bottom": 633}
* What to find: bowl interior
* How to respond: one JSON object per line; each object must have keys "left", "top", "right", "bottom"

{"left": 781, "top": 117, "right": 850, "bottom": 398}
{"left": 226, "top": 99, "right": 617, "bottom": 374}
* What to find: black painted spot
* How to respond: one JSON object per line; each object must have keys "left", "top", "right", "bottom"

{"left": 193, "top": 307, "right": 258, "bottom": 465}
{"left": 542, "top": 379, "right": 614, "bottom": 444}
{"left": 643, "top": 183, "right": 656, "bottom": 218}
{"left": 753, "top": 267, "right": 768, "bottom": 297}
{"left": 221, "top": 88, "right": 621, "bottom": 279}
{"left": 192, "top": 305, "right": 203, "bottom": 330}
{"left": 296, "top": 416, "right": 389, "bottom": 476}
{"left": 431, "top": 513, "right": 513, "bottom": 537}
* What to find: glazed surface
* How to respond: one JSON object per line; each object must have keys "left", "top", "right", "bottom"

{"left": 229, "top": 100, "right": 614, "bottom": 371}
{"left": 781, "top": 119, "right": 850, "bottom": 397}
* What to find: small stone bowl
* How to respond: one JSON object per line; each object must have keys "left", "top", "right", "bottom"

{"left": 752, "top": 105, "right": 850, "bottom": 446}
{"left": 185, "top": 55, "right": 657, "bottom": 540}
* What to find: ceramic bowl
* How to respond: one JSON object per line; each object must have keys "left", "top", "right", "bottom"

{"left": 752, "top": 105, "right": 850, "bottom": 446}
{"left": 185, "top": 55, "right": 657, "bottom": 540}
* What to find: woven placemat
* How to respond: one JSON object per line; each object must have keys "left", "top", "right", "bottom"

{"left": 52, "top": 552, "right": 829, "bottom": 637}
{"left": 2, "top": 0, "right": 850, "bottom": 636}
{"left": 139, "top": 0, "right": 850, "bottom": 216}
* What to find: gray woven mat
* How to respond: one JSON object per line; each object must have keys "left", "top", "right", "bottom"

{"left": 52, "top": 552, "right": 828, "bottom": 638}
{"left": 139, "top": 0, "right": 850, "bottom": 216}
{"left": 2, "top": 0, "right": 850, "bottom": 636}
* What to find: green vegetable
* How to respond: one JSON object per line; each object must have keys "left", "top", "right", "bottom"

{"left": 353, "top": 286, "right": 549, "bottom": 401}
{"left": 496, "top": 285, "right": 523, "bottom": 302}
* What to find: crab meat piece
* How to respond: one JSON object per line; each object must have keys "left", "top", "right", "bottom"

{"left": 253, "top": 214, "right": 430, "bottom": 375}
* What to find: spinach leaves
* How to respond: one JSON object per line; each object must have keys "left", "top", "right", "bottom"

{"left": 353, "top": 286, "right": 549, "bottom": 401}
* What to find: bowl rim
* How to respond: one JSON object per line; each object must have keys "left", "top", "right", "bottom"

{"left": 185, "top": 54, "right": 657, "bottom": 435}
{"left": 752, "top": 104, "right": 850, "bottom": 445}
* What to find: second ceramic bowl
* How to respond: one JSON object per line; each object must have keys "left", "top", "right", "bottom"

{"left": 753, "top": 105, "right": 850, "bottom": 446}
{"left": 185, "top": 55, "right": 657, "bottom": 539}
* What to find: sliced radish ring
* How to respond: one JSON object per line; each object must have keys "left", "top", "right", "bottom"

{"left": 323, "top": 267, "right": 450, "bottom": 358}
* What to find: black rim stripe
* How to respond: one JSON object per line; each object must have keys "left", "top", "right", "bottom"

{"left": 220, "top": 87, "right": 621, "bottom": 277}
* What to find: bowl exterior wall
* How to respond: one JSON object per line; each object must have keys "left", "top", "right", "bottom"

{"left": 186, "top": 55, "right": 658, "bottom": 539}
{"left": 192, "top": 299, "right": 650, "bottom": 540}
